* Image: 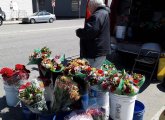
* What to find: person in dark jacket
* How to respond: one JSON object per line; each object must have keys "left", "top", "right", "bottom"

{"left": 76, "top": 0, "right": 111, "bottom": 68}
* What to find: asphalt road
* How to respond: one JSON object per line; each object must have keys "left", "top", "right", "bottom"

{"left": 0, "top": 19, "right": 165, "bottom": 120}
{"left": 0, "top": 19, "right": 84, "bottom": 68}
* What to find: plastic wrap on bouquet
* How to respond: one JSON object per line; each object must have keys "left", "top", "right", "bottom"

{"left": 64, "top": 110, "right": 93, "bottom": 120}
{"left": 101, "top": 59, "right": 117, "bottom": 72}
{"left": 86, "top": 107, "right": 106, "bottom": 120}
{"left": 51, "top": 69, "right": 64, "bottom": 87}
{"left": 44, "top": 86, "right": 54, "bottom": 102}
{"left": 26, "top": 99, "right": 48, "bottom": 114}
{"left": 38, "top": 64, "right": 51, "bottom": 79}
{"left": 73, "top": 73, "right": 89, "bottom": 94}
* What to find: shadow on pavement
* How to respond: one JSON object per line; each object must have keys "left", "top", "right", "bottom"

{"left": 0, "top": 96, "right": 23, "bottom": 120}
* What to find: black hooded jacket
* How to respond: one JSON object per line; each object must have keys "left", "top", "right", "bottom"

{"left": 76, "top": 6, "right": 110, "bottom": 58}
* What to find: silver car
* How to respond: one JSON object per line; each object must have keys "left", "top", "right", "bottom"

{"left": 22, "top": 11, "right": 56, "bottom": 24}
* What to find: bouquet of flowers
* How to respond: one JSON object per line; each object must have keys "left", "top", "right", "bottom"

{"left": 86, "top": 107, "right": 105, "bottom": 120}
{"left": 28, "top": 46, "right": 52, "bottom": 65}
{"left": 50, "top": 55, "right": 65, "bottom": 72}
{"left": 18, "top": 79, "right": 48, "bottom": 113}
{"left": 40, "top": 46, "right": 51, "bottom": 59}
{"left": 64, "top": 59, "right": 92, "bottom": 93}
{"left": 100, "top": 60, "right": 118, "bottom": 77}
{"left": 108, "top": 70, "right": 145, "bottom": 96}
{"left": 64, "top": 58, "right": 91, "bottom": 77}
{"left": 52, "top": 75, "right": 80, "bottom": 113}
{"left": 29, "top": 48, "right": 42, "bottom": 64}
{"left": 0, "top": 64, "right": 30, "bottom": 86}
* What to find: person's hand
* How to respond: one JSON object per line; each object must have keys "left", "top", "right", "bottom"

{"left": 76, "top": 28, "right": 82, "bottom": 37}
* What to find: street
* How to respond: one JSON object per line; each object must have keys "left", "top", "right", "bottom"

{"left": 0, "top": 19, "right": 165, "bottom": 120}
{"left": 0, "top": 19, "right": 84, "bottom": 68}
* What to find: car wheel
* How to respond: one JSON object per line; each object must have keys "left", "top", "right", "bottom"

{"left": 0, "top": 18, "right": 3, "bottom": 26}
{"left": 30, "top": 19, "right": 35, "bottom": 24}
{"left": 49, "top": 18, "right": 54, "bottom": 23}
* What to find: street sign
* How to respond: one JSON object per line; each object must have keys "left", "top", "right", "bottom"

{"left": 52, "top": 0, "right": 55, "bottom": 7}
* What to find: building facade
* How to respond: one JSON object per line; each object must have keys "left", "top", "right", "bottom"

{"left": 0, "top": 0, "right": 87, "bottom": 20}
{"left": 32, "top": 0, "right": 87, "bottom": 18}
{"left": 0, "top": 0, "right": 33, "bottom": 20}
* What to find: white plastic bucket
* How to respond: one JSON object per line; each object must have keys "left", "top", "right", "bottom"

{"left": 110, "top": 93, "right": 137, "bottom": 120}
{"left": 4, "top": 84, "right": 19, "bottom": 107}
{"left": 116, "top": 26, "right": 126, "bottom": 40}
{"left": 102, "top": 106, "right": 110, "bottom": 120}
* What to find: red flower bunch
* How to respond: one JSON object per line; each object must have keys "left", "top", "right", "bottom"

{"left": 0, "top": 64, "right": 30, "bottom": 85}
{"left": 0, "top": 67, "right": 14, "bottom": 78}
{"left": 15, "top": 64, "right": 30, "bottom": 80}
{"left": 18, "top": 82, "right": 31, "bottom": 92}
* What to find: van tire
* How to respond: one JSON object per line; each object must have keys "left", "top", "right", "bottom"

{"left": 0, "top": 17, "right": 3, "bottom": 26}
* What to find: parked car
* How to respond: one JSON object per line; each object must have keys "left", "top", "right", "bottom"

{"left": 0, "top": 7, "right": 6, "bottom": 26}
{"left": 22, "top": 11, "right": 56, "bottom": 24}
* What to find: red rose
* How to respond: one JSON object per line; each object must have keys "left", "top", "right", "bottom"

{"left": 98, "top": 69, "right": 103, "bottom": 74}
{"left": 0, "top": 67, "right": 14, "bottom": 77}
{"left": 15, "top": 64, "right": 25, "bottom": 70}
{"left": 133, "top": 79, "right": 139, "bottom": 84}
{"left": 86, "top": 67, "right": 92, "bottom": 72}
{"left": 102, "top": 82, "right": 108, "bottom": 90}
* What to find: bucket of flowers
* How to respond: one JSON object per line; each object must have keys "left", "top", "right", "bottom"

{"left": 0, "top": 64, "right": 30, "bottom": 106}
{"left": 86, "top": 68, "right": 110, "bottom": 119}
{"left": 52, "top": 75, "right": 81, "bottom": 119}
{"left": 107, "top": 70, "right": 145, "bottom": 120}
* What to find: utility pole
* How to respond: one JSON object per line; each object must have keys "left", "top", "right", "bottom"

{"left": 52, "top": 0, "right": 55, "bottom": 14}
{"left": 36, "top": 0, "right": 39, "bottom": 12}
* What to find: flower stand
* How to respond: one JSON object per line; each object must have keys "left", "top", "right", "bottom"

{"left": 4, "top": 84, "right": 19, "bottom": 107}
